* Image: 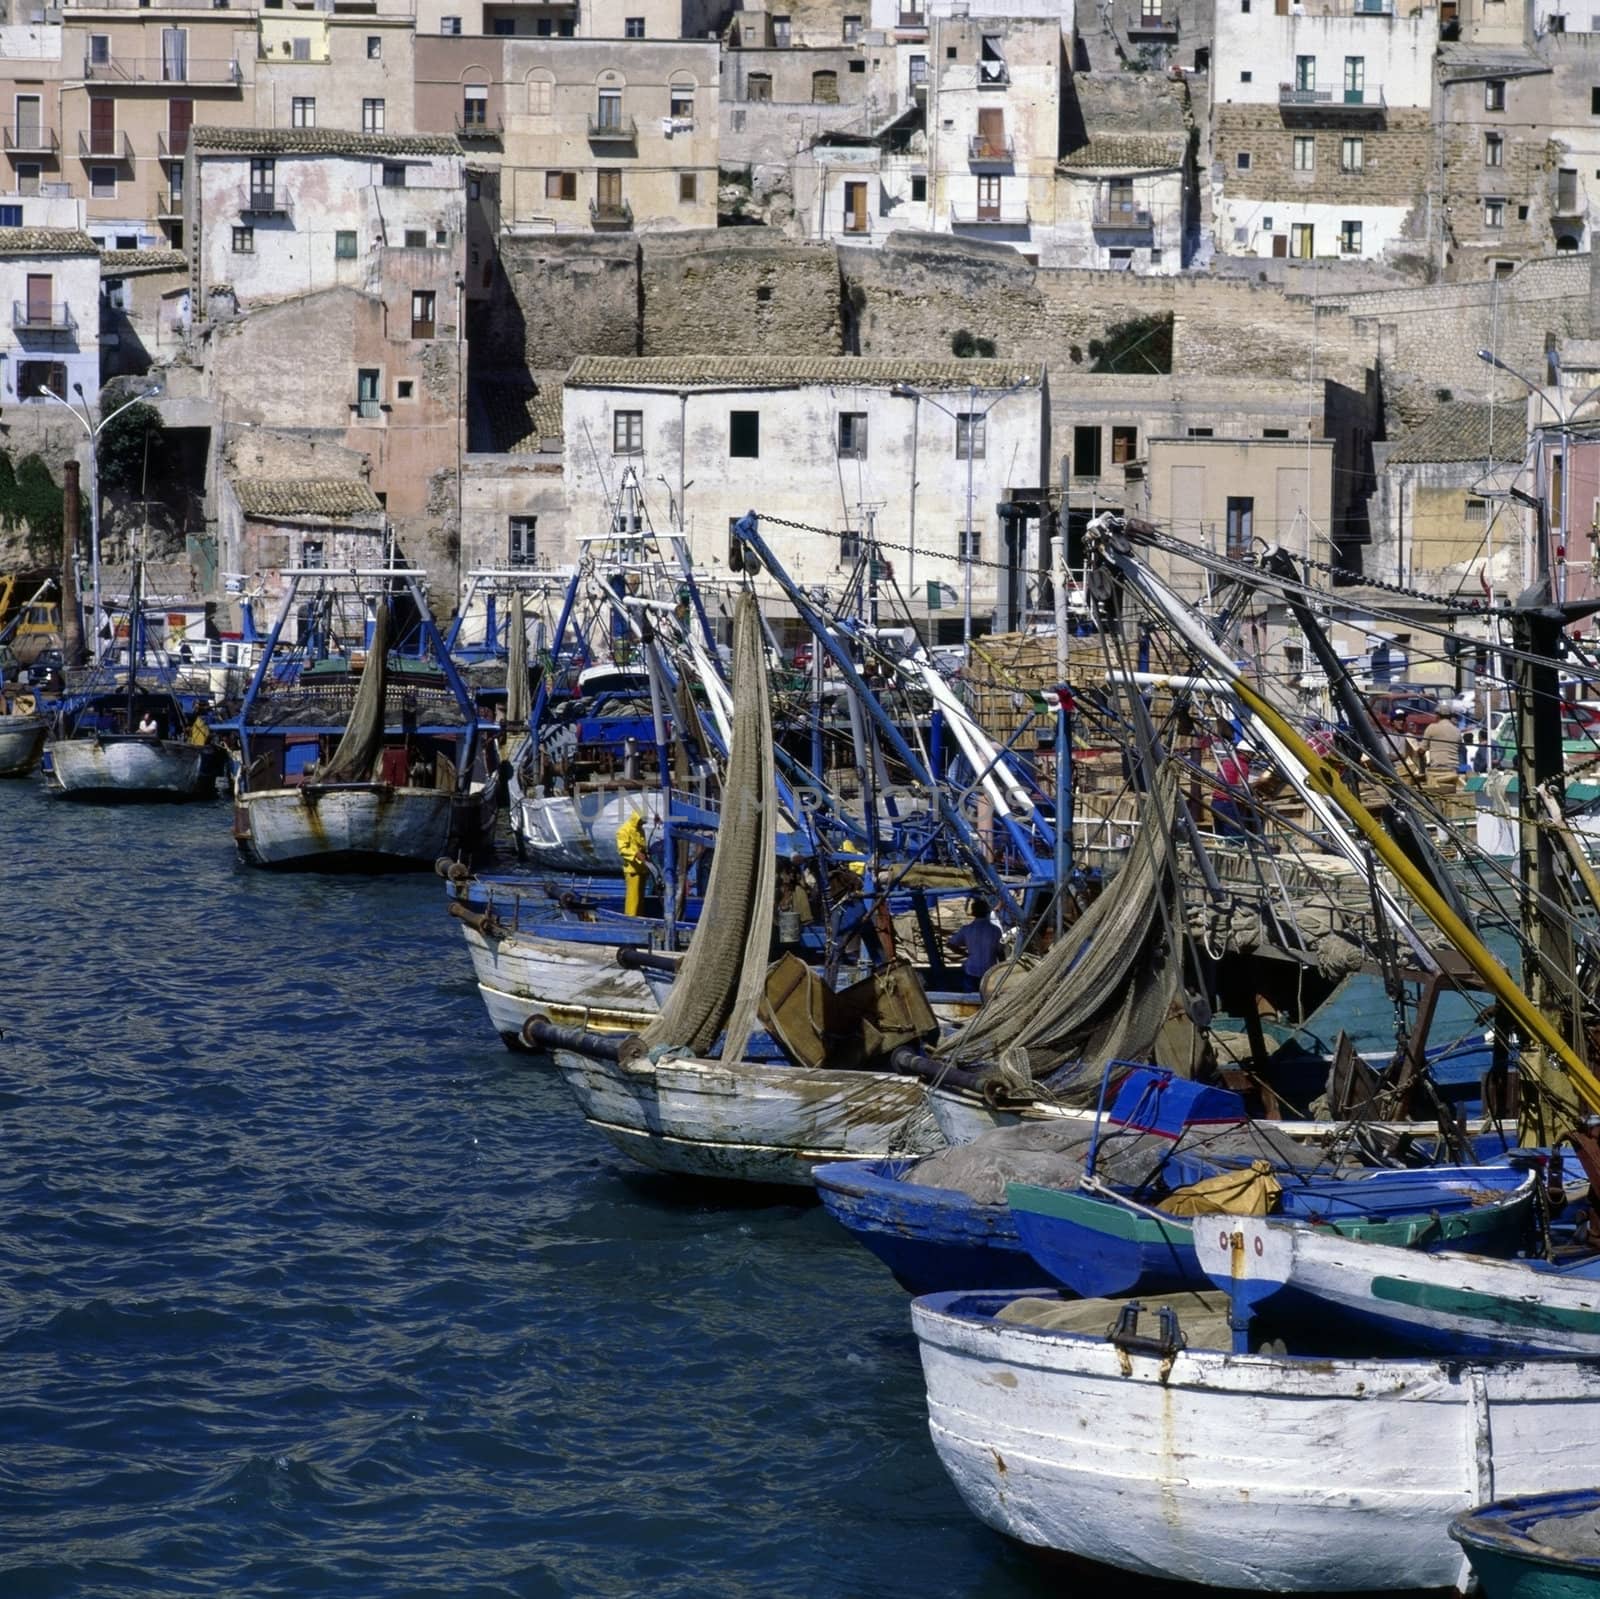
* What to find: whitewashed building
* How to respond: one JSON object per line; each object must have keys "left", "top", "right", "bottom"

{"left": 562, "top": 355, "right": 1048, "bottom": 636}
{"left": 0, "top": 226, "right": 100, "bottom": 406}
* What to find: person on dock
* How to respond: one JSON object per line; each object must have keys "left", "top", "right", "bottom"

{"left": 948, "top": 897, "right": 1002, "bottom": 990}
{"left": 1420, "top": 710, "right": 1464, "bottom": 788}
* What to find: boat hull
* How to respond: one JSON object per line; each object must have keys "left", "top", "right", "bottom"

{"left": 552, "top": 1048, "right": 945, "bottom": 1185}
{"left": 0, "top": 715, "right": 47, "bottom": 777}
{"left": 461, "top": 925, "right": 656, "bottom": 1045}
{"left": 1452, "top": 1491, "right": 1600, "bottom": 1598}
{"left": 914, "top": 1286, "right": 1600, "bottom": 1592}
{"left": 511, "top": 787, "right": 662, "bottom": 872}
{"left": 47, "top": 735, "right": 222, "bottom": 800}
{"left": 814, "top": 1158, "right": 1040, "bottom": 1294}
{"left": 235, "top": 785, "right": 455, "bottom": 870}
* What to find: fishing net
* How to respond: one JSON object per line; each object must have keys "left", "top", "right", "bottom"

{"left": 637, "top": 590, "right": 775, "bottom": 1062}
{"left": 506, "top": 589, "right": 530, "bottom": 727}
{"left": 935, "top": 766, "right": 1182, "bottom": 1076}
{"left": 319, "top": 599, "right": 389, "bottom": 784}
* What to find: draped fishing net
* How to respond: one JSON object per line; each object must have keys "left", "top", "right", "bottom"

{"left": 638, "top": 590, "right": 776, "bottom": 1063}
{"left": 506, "top": 589, "right": 530, "bottom": 728}
{"left": 319, "top": 598, "right": 390, "bottom": 785}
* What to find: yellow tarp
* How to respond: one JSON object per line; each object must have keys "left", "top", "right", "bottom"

{"left": 1158, "top": 1158, "right": 1282, "bottom": 1217}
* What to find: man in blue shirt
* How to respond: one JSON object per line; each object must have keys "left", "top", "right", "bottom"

{"left": 948, "top": 897, "right": 1003, "bottom": 990}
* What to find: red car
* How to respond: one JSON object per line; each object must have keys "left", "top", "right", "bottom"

{"left": 1365, "top": 688, "right": 1442, "bottom": 737}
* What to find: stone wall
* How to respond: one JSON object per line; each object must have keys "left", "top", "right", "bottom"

{"left": 493, "top": 234, "right": 641, "bottom": 370}
{"left": 640, "top": 229, "right": 842, "bottom": 354}
{"left": 1212, "top": 106, "right": 1432, "bottom": 212}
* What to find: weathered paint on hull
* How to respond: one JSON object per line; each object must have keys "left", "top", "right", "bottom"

{"left": 461, "top": 925, "right": 655, "bottom": 1044}
{"left": 1458, "top": 1545, "right": 1600, "bottom": 1599}
{"left": 512, "top": 788, "right": 663, "bottom": 872}
{"left": 1452, "top": 1492, "right": 1600, "bottom": 1599}
{"left": 553, "top": 1048, "right": 946, "bottom": 1185}
{"left": 914, "top": 1287, "right": 1600, "bottom": 1592}
{"left": 235, "top": 786, "right": 454, "bottom": 870}
{"left": 0, "top": 717, "right": 47, "bottom": 777}
{"left": 47, "top": 736, "right": 221, "bottom": 800}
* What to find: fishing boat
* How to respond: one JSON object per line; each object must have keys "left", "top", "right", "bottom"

{"left": 229, "top": 569, "right": 496, "bottom": 871}
{"left": 1195, "top": 1210, "right": 1600, "bottom": 1357}
{"left": 0, "top": 682, "right": 47, "bottom": 777}
{"left": 1451, "top": 1489, "right": 1600, "bottom": 1597}
{"left": 46, "top": 682, "right": 224, "bottom": 800}
{"left": 912, "top": 1283, "right": 1600, "bottom": 1592}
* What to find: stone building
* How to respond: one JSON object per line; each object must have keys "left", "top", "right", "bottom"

{"left": 1055, "top": 133, "right": 1188, "bottom": 273}
{"left": 0, "top": 225, "right": 100, "bottom": 406}
{"left": 561, "top": 353, "right": 1046, "bottom": 634}
{"left": 99, "top": 244, "right": 188, "bottom": 377}
{"left": 1210, "top": 0, "right": 1440, "bottom": 263}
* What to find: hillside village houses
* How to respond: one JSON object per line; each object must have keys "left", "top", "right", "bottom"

{"left": 0, "top": 0, "right": 1593, "bottom": 676}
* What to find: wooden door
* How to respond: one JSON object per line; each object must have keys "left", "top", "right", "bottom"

{"left": 26, "top": 274, "right": 51, "bottom": 323}
{"left": 977, "top": 107, "right": 1004, "bottom": 158}
{"left": 1272, "top": 233, "right": 1288, "bottom": 258}
{"left": 14, "top": 95, "right": 39, "bottom": 145}
{"left": 168, "top": 97, "right": 192, "bottom": 156}
{"left": 977, "top": 175, "right": 1000, "bottom": 219}
{"left": 846, "top": 180, "right": 867, "bottom": 231}
{"left": 89, "top": 97, "right": 114, "bottom": 155}
{"left": 597, "top": 169, "right": 621, "bottom": 209}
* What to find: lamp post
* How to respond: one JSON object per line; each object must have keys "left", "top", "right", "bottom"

{"left": 892, "top": 375, "right": 1031, "bottom": 649}
{"left": 37, "top": 380, "right": 161, "bottom": 666}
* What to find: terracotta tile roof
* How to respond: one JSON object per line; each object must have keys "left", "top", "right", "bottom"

{"left": 191, "top": 125, "right": 461, "bottom": 158}
{"left": 1387, "top": 401, "right": 1527, "bottom": 465}
{"left": 565, "top": 356, "right": 1041, "bottom": 390}
{"left": 101, "top": 248, "right": 188, "bottom": 275}
{"left": 233, "top": 477, "right": 384, "bottom": 518}
{"left": 479, "top": 380, "right": 564, "bottom": 453}
{"left": 1058, "top": 135, "right": 1186, "bottom": 172}
{"left": 0, "top": 227, "right": 98, "bottom": 256}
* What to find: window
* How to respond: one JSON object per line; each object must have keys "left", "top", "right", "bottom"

{"left": 773, "top": 14, "right": 791, "bottom": 44}
{"left": 1485, "top": 78, "right": 1505, "bottom": 110}
{"left": 625, "top": 15, "right": 644, "bottom": 34}
{"left": 528, "top": 80, "right": 553, "bottom": 116}
{"left": 979, "top": 33, "right": 1006, "bottom": 83}
{"left": 596, "top": 88, "right": 622, "bottom": 129}
{"left": 1226, "top": 496, "right": 1254, "bottom": 558}
{"left": 911, "top": 174, "right": 927, "bottom": 201}
{"left": 357, "top": 368, "right": 381, "bottom": 416}
{"left": 440, "top": 14, "right": 461, "bottom": 30}
{"left": 463, "top": 86, "right": 487, "bottom": 126}
{"left": 509, "top": 516, "right": 537, "bottom": 565}
{"left": 1240, "top": 70, "right": 1252, "bottom": 82}
{"left": 838, "top": 411, "right": 867, "bottom": 458}
{"left": 1339, "top": 218, "right": 1362, "bottom": 253}
{"left": 747, "top": 73, "right": 772, "bottom": 101}
{"left": 249, "top": 156, "right": 274, "bottom": 206}
{"left": 1111, "top": 425, "right": 1138, "bottom": 464}
{"left": 849, "top": 58, "right": 865, "bottom": 72}
{"left": 840, "top": 526, "right": 861, "bottom": 561}
{"left": 1290, "top": 222, "right": 1315, "bottom": 257}
{"left": 1293, "top": 136, "right": 1314, "bottom": 171}
{"left": 1072, "top": 426, "right": 1102, "bottom": 477}
{"left": 812, "top": 69, "right": 838, "bottom": 103}
{"left": 363, "top": 98, "right": 385, "bottom": 133}
{"left": 678, "top": 172, "right": 697, "bottom": 202}
{"left": 1484, "top": 131, "right": 1503, "bottom": 166}
{"left": 1188, "top": 426, "right": 1213, "bottom": 437}
{"left": 396, "top": 379, "right": 413, "bottom": 400}
{"left": 15, "top": 164, "right": 38, "bottom": 196}
{"left": 1485, "top": 197, "right": 1505, "bottom": 227}
{"left": 22, "top": 361, "right": 65, "bottom": 400}
{"left": 1295, "top": 54, "right": 1315, "bottom": 91}
{"left": 613, "top": 410, "right": 643, "bottom": 453}
{"left": 957, "top": 526, "right": 981, "bottom": 560}
{"left": 302, "top": 539, "right": 324, "bottom": 569}
{"left": 404, "top": 227, "right": 426, "bottom": 248}
{"left": 956, "top": 413, "right": 985, "bottom": 460}
{"left": 843, "top": 179, "right": 868, "bottom": 232}
{"left": 1236, "top": 151, "right": 1251, "bottom": 170}
{"left": 730, "top": 410, "right": 760, "bottom": 458}
{"left": 1593, "top": 86, "right": 1600, "bottom": 114}
{"left": 292, "top": 95, "right": 315, "bottom": 128}
{"left": 546, "top": 171, "right": 576, "bottom": 200}
{"left": 90, "top": 165, "right": 116, "bottom": 197}
{"left": 0, "top": 205, "right": 20, "bottom": 227}
{"left": 843, "top": 12, "right": 861, "bottom": 38}
{"left": 1341, "top": 136, "right": 1364, "bottom": 172}
{"left": 232, "top": 224, "right": 253, "bottom": 252}
{"left": 89, "top": 33, "right": 110, "bottom": 63}
{"left": 410, "top": 290, "right": 435, "bottom": 338}
{"left": 1559, "top": 166, "right": 1580, "bottom": 210}
{"left": 1343, "top": 56, "right": 1365, "bottom": 103}
{"left": 1552, "top": 10, "right": 1568, "bottom": 26}
{"left": 366, "top": 35, "right": 380, "bottom": 57}
{"left": 382, "top": 163, "right": 405, "bottom": 188}
{"left": 500, "top": 18, "right": 517, "bottom": 32}
{"left": 336, "top": 230, "right": 357, "bottom": 258}
{"left": 1465, "top": 497, "right": 1487, "bottom": 522}
{"left": 1263, "top": 428, "right": 1290, "bottom": 439}
{"left": 595, "top": 169, "right": 622, "bottom": 213}
{"left": 671, "top": 89, "right": 694, "bottom": 119}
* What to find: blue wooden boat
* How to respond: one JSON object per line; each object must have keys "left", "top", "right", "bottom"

{"left": 813, "top": 1158, "right": 1043, "bottom": 1295}
{"left": 1451, "top": 1489, "right": 1600, "bottom": 1597}
{"left": 1008, "top": 1165, "right": 1538, "bottom": 1299}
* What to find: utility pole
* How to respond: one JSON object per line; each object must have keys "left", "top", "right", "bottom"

{"left": 60, "top": 460, "right": 84, "bottom": 667}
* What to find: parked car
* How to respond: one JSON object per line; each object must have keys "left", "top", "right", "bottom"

{"left": 1487, "top": 706, "right": 1600, "bottom": 770}
{"left": 1364, "top": 687, "right": 1442, "bottom": 736}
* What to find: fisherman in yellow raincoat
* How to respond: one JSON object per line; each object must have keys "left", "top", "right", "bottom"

{"left": 618, "top": 811, "right": 650, "bottom": 917}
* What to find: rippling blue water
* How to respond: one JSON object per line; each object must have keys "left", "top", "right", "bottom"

{"left": 3, "top": 784, "right": 1442, "bottom": 1599}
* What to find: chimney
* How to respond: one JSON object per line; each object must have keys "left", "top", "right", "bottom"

{"left": 60, "top": 459, "right": 84, "bottom": 666}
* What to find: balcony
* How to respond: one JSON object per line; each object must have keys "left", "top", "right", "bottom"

{"left": 1553, "top": 181, "right": 1586, "bottom": 219}
{"left": 3, "top": 124, "right": 58, "bottom": 156}
{"left": 13, "top": 300, "right": 77, "bottom": 337}
{"left": 455, "top": 111, "right": 503, "bottom": 142}
{"left": 1092, "top": 195, "right": 1154, "bottom": 233}
{"left": 967, "top": 134, "right": 1014, "bottom": 165}
{"left": 895, "top": 6, "right": 927, "bottom": 29}
{"left": 157, "top": 130, "right": 189, "bottom": 160}
{"left": 156, "top": 188, "right": 182, "bottom": 219}
{"left": 589, "top": 197, "right": 633, "bottom": 229}
{"left": 83, "top": 56, "right": 243, "bottom": 87}
{"left": 78, "top": 130, "right": 134, "bottom": 161}
{"left": 240, "top": 186, "right": 289, "bottom": 217}
{"left": 1278, "top": 82, "right": 1386, "bottom": 120}
{"left": 587, "top": 112, "right": 637, "bottom": 142}
{"left": 1128, "top": 8, "right": 1178, "bottom": 32}
{"left": 949, "top": 201, "right": 1030, "bottom": 226}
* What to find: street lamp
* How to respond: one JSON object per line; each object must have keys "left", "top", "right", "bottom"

{"left": 37, "top": 380, "right": 162, "bottom": 665}
{"left": 892, "top": 374, "right": 1032, "bottom": 649}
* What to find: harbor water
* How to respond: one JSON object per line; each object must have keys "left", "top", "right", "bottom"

{"left": 3, "top": 784, "right": 1438, "bottom": 1599}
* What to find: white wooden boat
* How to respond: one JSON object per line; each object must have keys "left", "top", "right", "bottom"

{"left": 1195, "top": 1212, "right": 1600, "bottom": 1357}
{"left": 913, "top": 1284, "right": 1600, "bottom": 1593}
{"left": 233, "top": 782, "right": 466, "bottom": 870}
{"left": 0, "top": 712, "right": 47, "bottom": 776}
{"left": 551, "top": 1045, "right": 945, "bottom": 1184}
{"left": 48, "top": 732, "right": 222, "bottom": 799}
{"left": 511, "top": 785, "right": 663, "bottom": 872}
